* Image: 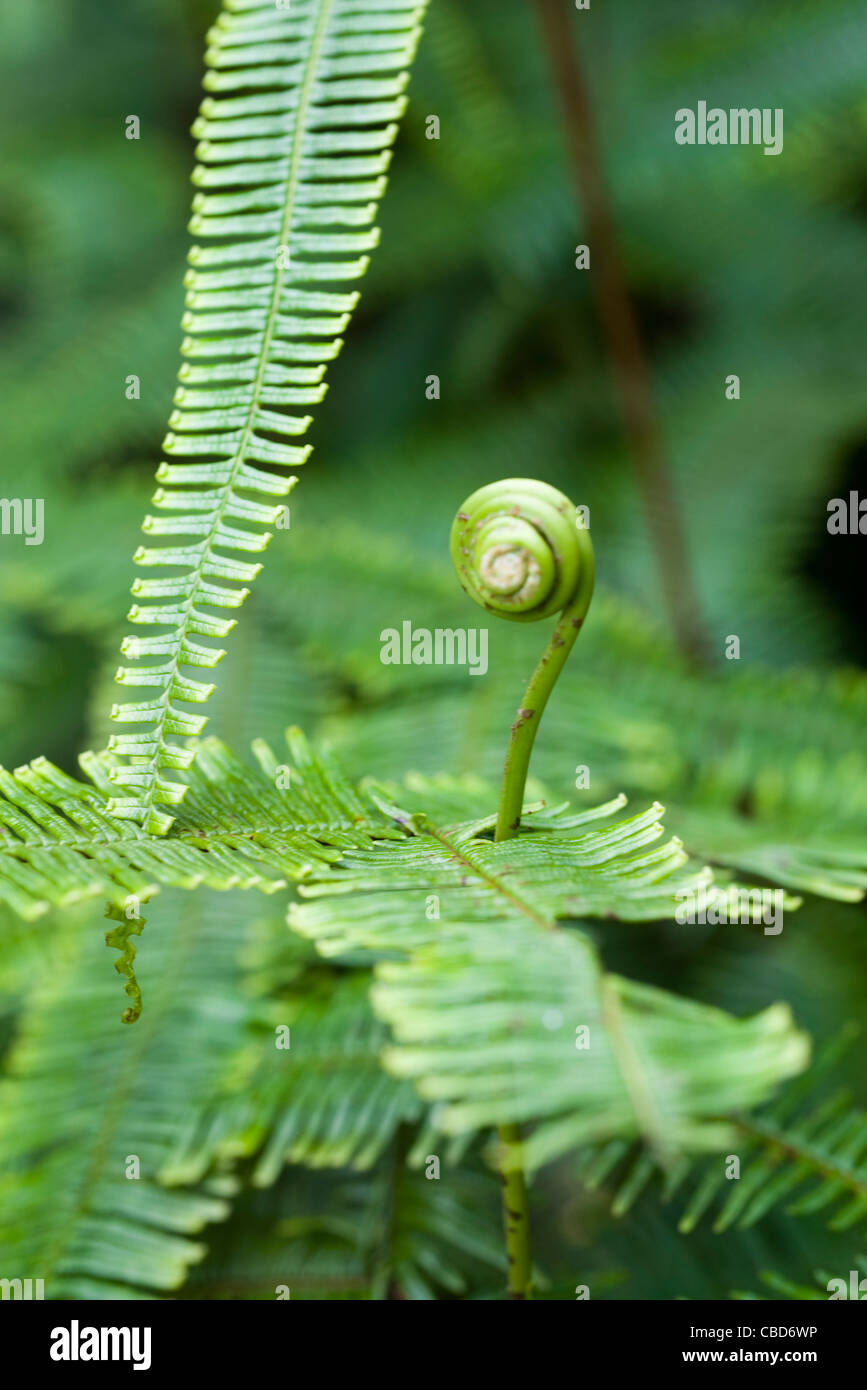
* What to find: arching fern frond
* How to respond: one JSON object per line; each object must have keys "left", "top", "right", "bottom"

{"left": 288, "top": 794, "right": 809, "bottom": 1171}
{"left": 178, "top": 1147, "right": 504, "bottom": 1300}
{"left": 290, "top": 788, "right": 797, "bottom": 956}
{"left": 0, "top": 729, "right": 399, "bottom": 921}
{"left": 0, "top": 891, "right": 260, "bottom": 1298}
{"left": 164, "top": 971, "right": 422, "bottom": 1186}
{"left": 576, "top": 1026, "right": 867, "bottom": 1237}
{"left": 373, "top": 925, "right": 806, "bottom": 1174}
{"left": 108, "top": 0, "right": 427, "bottom": 834}
{"left": 2, "top": 726, "right": 761, "bottom": 928}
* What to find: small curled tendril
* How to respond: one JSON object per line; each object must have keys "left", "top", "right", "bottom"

{"left": 105, "top": 901, "right": 145, "bottom": 1025}
{"left": 450, "top": 478, "right": 595, "bottom": 843}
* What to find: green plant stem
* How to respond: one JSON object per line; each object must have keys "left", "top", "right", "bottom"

{"left": 492, "top": 553, "right": 595, "bottom": 1298}
{"left": 494, "top": 578, "right": 594, "bottom": 841}
{"left": 498, "top": 1123, "right": 532, "bottom": 1299}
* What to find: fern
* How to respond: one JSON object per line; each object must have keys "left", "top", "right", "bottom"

{"left": 4, "top": 0, "right": 867, "bottom": 1305}
{"left": 576, "top": 1027, "right": 867, "bottom": 1236}
{"left": 286, "top": 788, "right": 808, "bottom": 1171}
{"left": 282, "top": 528, "right": 867, "bottom": 902}
{"left": 0, "top": 728, "right": 812, "bottom": 1273}
{"left": 0, "top": 890, "right": 426, "bottom": 1298}
{"left": 290, "top": 792, "right": 761, "bottom": 954}
{"left": 164, "top": 970, "right": 423, "bottom": 1186}
{"left": 179, "top": 1150, "right": 505, "bottom": 1300}
{"left": 350, "top": 1151, "right": 506, "bottom": 1299}
{"left": 108, "top": 0, "right": 427, "bottom": 833}
{"left": 0, "top": 729, "right": 401, "bottom": 923}
{"left": 0, "top": 892, "right": 253, "bottom": 1298}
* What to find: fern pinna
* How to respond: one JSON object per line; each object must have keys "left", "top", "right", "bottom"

{"left": 109, "top": 0, "right": 427, "bottom": 834}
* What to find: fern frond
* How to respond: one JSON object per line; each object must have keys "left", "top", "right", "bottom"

{"left": 291, "top": 790, "right": 795, "bottom": 955}
{"left": 355, "top": 1152, "right": 505, "bottom": 1299}
{"left": 663, "top": 806, "right": 867, "bottom": 904}
{"left": 0, "top": 891, "right": 264, "bottom": 1298}
{"left": 164, "top": 971, "right": 422, "bottom": 1186}
{"left": 578, "top": 1026, "right": 867, "bottom": 1237}
{"left": 108, "top": 0, "right": 427, "bottom": 833}
{"left": 288, "top": 794, "right": 809, "bottom": 1170}
{"left": 175, "top": 1167, "right": 369, "bottom": 1299}
{"left": 178, "top": 1148, "right": 503, "bottom": 1300}
{"left": 373, "top": 930, "right": 806, "bottom": 1173}
{"left": 735, "top": 1254, "right": 867, "bottom": 1301}
{"left": 0, "top": 888, "right": 426, "bottom": 1296}
{"left": 0, "top": 728, "right": 398, "bottom": 922}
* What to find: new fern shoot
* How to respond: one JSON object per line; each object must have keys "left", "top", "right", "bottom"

{"left": 450, "top": 479, "right": 594, "bottom": 1295}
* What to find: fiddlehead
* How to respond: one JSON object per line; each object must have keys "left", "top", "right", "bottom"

{"left": 450, "top": 478, "right": 595, "bottom": 842}
{"left": 450, "top": 478, "right": 594, "bottom": 1300}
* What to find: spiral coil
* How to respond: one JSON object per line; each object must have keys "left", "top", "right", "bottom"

{"left": 449, "top": 478, "right": 590, "bottom": 623}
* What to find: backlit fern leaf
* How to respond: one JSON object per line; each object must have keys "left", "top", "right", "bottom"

{"left": 108, "top": 0, "right": 427, "bottom": 833}
{"left": 0, "top": 728, "right": 399, "bottom": 922}
{"left": 578, "top": 1026, "right": 867, "bottom": 1236}
{"left": 288, "top": 792, "right": 809, "bottom": 1171}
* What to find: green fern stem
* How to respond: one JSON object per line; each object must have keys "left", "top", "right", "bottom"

{"left": 450, "top": 478, "right": 595, "bottom": 1298}
{"left": 496, "top": 1123, "right": 533, "bottom": 1298}
{"left": 493, "top": 589, "right": 594, "bottom": 841}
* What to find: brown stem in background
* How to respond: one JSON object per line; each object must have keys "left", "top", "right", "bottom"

{"left": 535, "top": 0, "right": 708, "bottom": 665}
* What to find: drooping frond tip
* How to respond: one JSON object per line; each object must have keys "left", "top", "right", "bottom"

{"left": 108, "top": 0, "right": 428, "bottom": 834}
{"left": 104, "top": 900, "right": 146, "bottom": 1024}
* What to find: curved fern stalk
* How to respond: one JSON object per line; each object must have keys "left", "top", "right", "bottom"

{"left": 108, "top": 0, "right": 428, "bottom": 834}
{"left": 451, "top": 478, "right": 595, "bottom": 840}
